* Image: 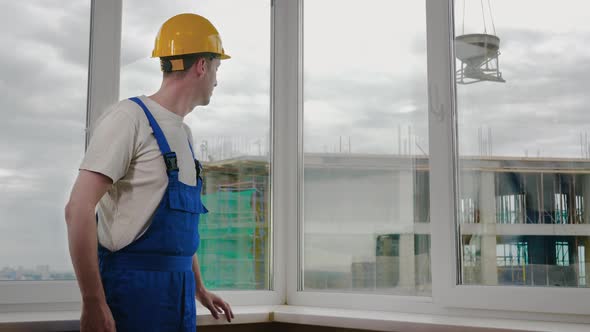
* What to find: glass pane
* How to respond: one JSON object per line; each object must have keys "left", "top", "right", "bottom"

{"left": 121, "top": 0, "right": 271, "bottom": 290}
{"left": 0, "top": 1, "right": 90, "bottom": 281}
{"left": 303, "top": 0, "right": 430, "bottom": 295}
{"left": 455, "top": 0, "right": 590, "bottom": 287}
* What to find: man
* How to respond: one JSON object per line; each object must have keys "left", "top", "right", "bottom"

{"left": 65, "top": 13, "right": 234, "bottom": 331}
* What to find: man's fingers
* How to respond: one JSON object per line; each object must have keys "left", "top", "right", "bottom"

{"left": 225, "top": 302, "right": 234, "bottom": 318}
{"left": 218, "top": 302, "right": 232, "bottom": 322}
{"left": 207, "top": 304, "right": 220, "bottom": 319}
{"left": 214, "top": 303, "right": 225, "bottom": 314}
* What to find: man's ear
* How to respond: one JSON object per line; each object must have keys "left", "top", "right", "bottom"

{"left": 193, "top": 57, "right": 208, "bottom": 76}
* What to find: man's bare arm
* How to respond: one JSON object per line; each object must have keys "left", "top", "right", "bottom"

{"left": 65, "top": 170, "right": 116, "bottom": 331}
{"left": 192, "top": 254, "right": 206, "bottom": 294}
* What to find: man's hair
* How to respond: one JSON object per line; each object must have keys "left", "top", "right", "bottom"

{"left": 161, "top": 52, "right": 218, "bottom": 78}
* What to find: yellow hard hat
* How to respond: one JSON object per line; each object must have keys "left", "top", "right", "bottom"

{"left": 151, "top": 13, "right": 230, "bottom": 60}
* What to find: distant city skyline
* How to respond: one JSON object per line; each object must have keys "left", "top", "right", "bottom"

{"left": 0, "top": 264, "right": 75, "bottom": 281}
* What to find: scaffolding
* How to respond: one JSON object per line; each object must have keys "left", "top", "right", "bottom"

{"left": 198, "top": 181, "right": 267, "bottom": 290}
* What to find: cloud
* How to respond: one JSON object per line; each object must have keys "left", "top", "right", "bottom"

{"left": 0, "top": 1, "right": 88, "bottom": 270}
{"left": 3, "top": 0, "right": 590, "bottom": 273}
{"left": 456, "top": 28, "right": 590, "bottom": 157}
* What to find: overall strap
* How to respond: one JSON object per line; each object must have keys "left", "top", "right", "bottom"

{"left": 129, "top": 97, "right": 179, "bottom": 175}
{"left": 187, "top": 141, "right": 203, "bottom": 180}
{"left": 188, "top": 140, "right": 195, "bottom": 159}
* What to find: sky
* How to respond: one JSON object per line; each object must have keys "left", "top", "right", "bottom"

{"left": 455, "top": 0, "right": 590, "bottom": 158}
{"left": 0, "top": 0, "right": 90, "bottom": 271}
{"left": 1, "top": 0, "right": 590, "bottom": 273}
{"left": 120, "top": 0, "right": 272, "bottom": 161}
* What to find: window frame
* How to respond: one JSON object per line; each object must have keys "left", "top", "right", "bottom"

{"left": 288, "top": 0, "right": 590, "bottom": 318}
{"left": 0, "top": 0, "right": 122, "bottom": 307}
{"left": 0, "top": 0, "right": 283, "bottom": 309}
{"left": 430, "top": 0, "right": 590, "bottom": 316}
{"left": 2, "top": 0, "right": 590, "bottom": 323}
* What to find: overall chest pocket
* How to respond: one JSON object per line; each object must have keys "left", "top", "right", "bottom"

{"left": 167, "top": 181, "right": 209, "bottom": 214}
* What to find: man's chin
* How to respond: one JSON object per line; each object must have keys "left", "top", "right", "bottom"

{"left": 196, "top": 97, "right": 211, "bottom": 107}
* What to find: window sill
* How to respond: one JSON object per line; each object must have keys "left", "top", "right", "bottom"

{"left": 0, "top": 305, "right": 587, "bottom": 331}
{"left": 0, "top": 306, "right": 275, "bottom": 332}
{"left": 271, "top": 306, "right": 588, "bottom": 332}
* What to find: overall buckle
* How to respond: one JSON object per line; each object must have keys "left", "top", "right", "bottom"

{"left": 195, "top": 159, "right": 202, "bottom": 179}
{"left": 164, "top": 152, "right": 179, "bottom": 173}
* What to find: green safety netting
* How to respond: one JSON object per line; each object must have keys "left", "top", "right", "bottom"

{"left": 197, "top": 189, "right": 263, "bottom": 289}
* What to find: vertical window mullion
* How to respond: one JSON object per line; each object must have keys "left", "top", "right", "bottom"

{"left": 272, "top": 0, "right": 302, "bottom": 304}
{"left": 425, "top": 0, "right": 457, "bottom": 302}
{"left": 86, "top": 0, "right": 122, "bottom": 145}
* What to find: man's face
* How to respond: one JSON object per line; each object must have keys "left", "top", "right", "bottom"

{"left": 202, "top": 58, "right": 220, "bottom": 105}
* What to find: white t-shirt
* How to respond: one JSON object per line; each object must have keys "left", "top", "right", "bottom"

{"left": 80, "top": 95, "right": 198, "bottom": 251}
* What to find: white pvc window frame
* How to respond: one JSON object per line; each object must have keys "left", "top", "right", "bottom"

{"left": 1, "top": 0, "right": 590, "bottom": 324}
{"left": 287, "top": 0, "right": 590, "bottom": 320}
{"left": 0, "top": 0, "right": 284, "bottom": 311}
{"left": 429, "top": 0, "right": 590, "bottom": 316}
{"left": 286, "top": 0, "right": 441, "bottom": 314}
{"left": 0, "top": 0, "right": 122, "bottom": 310}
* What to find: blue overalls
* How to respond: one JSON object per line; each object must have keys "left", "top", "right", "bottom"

{"left": 98, "top": 97, "right": 208, "bottom": 331}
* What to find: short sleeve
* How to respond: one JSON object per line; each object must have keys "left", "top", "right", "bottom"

{"left": 80, "top": 108, "right": 138, "bottom": 183}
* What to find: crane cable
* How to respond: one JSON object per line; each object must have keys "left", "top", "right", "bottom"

{"left": 480, "top": 0, "right": 487, "bottom": 34}
{"left": 487, "top": 0, "right": 497, "bottom": 35}
{"left": 462, "top": 0, "right": 497, "bottom": 35}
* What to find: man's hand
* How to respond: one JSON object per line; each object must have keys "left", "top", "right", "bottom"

{"left": 81, "top": 299, "right": 116, "bottom": 332}
{"left": 196, "top": 288, "right": 234, "bottom": 322}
